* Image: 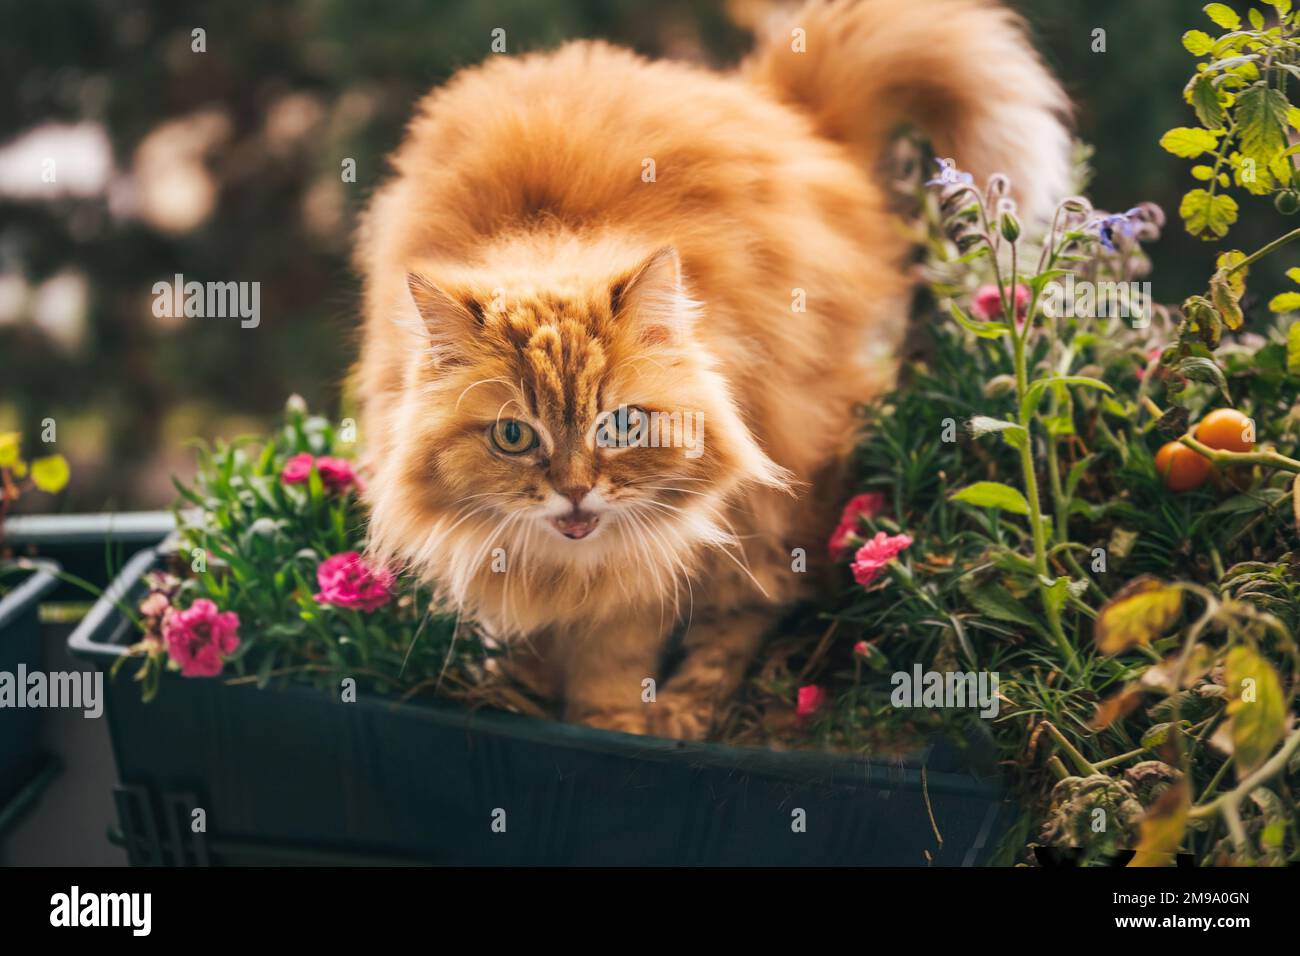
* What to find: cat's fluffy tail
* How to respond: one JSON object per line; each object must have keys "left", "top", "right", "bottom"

{"left": 742, "top": 0, "right": 1072, "bottom": 221}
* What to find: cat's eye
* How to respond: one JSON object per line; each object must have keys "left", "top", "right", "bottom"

{"left": 489, "top": 419, "right": 538, "bottom": 455}
{"left": 595, "top": 405, "right": 649, "bottom": 449}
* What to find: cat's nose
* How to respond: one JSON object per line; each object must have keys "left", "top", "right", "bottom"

{"left": 558, "top": 485, "right": 591, "bottom": 507}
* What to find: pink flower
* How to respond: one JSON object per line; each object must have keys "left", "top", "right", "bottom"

{"left": 315, "top": 551, "right": 395, "bottom": 612}
{"left": 281, "top": 453, "right": 359, "bottom": 493}
{"left": 1135, "top": 346, "right": 1163, "bottom": 381}
{"left": 850, "top": 531, "right": 914, "bottom": 587}
{"left": 971, "top": 283, "right": 1031, "bottom": 322}
{"left": 853, "top": 640, "right": 873, "bottom": 658}
{"left": 163, "top": 599, "right": 241, "bottom": 678}
{"left": 139, "top": 591, "right": 171, "bottom": 620}
{"left": 314, "top": 456, "right": 358, "bottom": 493}
{"left": 829, "top": 491, "right": 887, "bottom": 560}
{"left": 796, "top": 685, "right": 827, "bottom": 721}
{"left": 281, "top": 452, "right": 315, "bottom": 484}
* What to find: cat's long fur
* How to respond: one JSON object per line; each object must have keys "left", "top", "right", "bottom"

{"left": 354, "top": 0, "right": 1070, "bottom": 737}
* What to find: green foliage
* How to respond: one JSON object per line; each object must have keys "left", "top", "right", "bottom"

{"left": 1163, "top": 4, "right": 1300, "bottom": 239}
{"left": 115, "top": 400, "right": 491, "bottom": 702}
{"left": 815, "top": 137, "right": 1300, "bottom": 865}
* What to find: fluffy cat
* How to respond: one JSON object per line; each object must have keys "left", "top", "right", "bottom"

{"left": 354, "top": 0, "right": 1070, "bottom": 738}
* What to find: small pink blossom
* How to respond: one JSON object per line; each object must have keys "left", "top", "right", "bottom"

{"left": 829, "top": 491, "right": 887, "bottom": 560}
{"left": 281, "top": 452, "right": 315, "bottom": 484}
{"left": 315, "top": 455, "right": 359, "bottom": 493}
{"left": 850, "top": 531, "right": 914, "bottom": 588}
{"left": 315, "top": 551, "right": 395, "bottom": 612}
{"left": 971, "top": 283, "right": 1031, "bottom": 322}
{"left": 281, "top": 453, "right": 359, "bottom": 493}
{"left": 163, "top": 598, "right": 241, "bottom": 678}
{"left": 139, "top": 591, "right": 171, "bottom": 620}
{"left": 853, "top": 640, "right": 873, "bottom": 658}
{"left": 1135, "top": 346, "right": 1163, "bottom": 381}
{"left": 796, "top": 685, "right": 827, "bottom": 721}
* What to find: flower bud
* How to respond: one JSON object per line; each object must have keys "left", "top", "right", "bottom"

{"left": 999, "top": 212, "right": 1021, "bottom": 242}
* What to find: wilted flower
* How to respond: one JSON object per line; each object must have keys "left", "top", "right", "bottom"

{"left": 829, "top": 491, "right": 887, "bottom": 559}
{"left": 851, "top": 532, "right": 913, "bottom": 587}
{"left": 163, "top": 598, "right": 241, "bottom": 678}
{"left": 315, "top": 551, "right": 395, "bottom": 612}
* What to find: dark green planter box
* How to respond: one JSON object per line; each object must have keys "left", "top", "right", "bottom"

{"left": 70, "top": 545, "right": 1013, "bottom": 866}
{"left": 0, "top": 559, "right": 60, "bottom": 812}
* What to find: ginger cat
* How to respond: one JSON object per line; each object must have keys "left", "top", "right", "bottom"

{"left": 354, "top": 0, "right": 1070, "bottom": 738}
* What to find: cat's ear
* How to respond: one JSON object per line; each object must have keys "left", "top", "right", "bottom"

{"left": 406, "top": 273, "right": 485, "bottom": 364}
{"left": 609, "top": 246, "right": 696, "bottom": 344}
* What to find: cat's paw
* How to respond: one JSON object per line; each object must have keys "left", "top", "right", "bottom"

{"left": 569, "top": 705, "right": 649, "bottom": 736}
{"left": 648, "top": 694, "right": 715, "bottom": 741}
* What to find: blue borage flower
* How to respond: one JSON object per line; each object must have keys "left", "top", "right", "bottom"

{"left": 926, "top": 157, "right": 974, "bottom": 188}
{"left": 1096, "top": 208, "right": 1143, "bottom": 251}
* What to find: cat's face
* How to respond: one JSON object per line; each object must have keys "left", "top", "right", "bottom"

{"left": 365, "top": 246, "right": 786, "bottom": 611}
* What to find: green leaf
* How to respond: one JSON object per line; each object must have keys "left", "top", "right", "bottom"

{"left": 1236, "top": 85, "right": 1290, "bottom": 166}
{"left": 1204, "top": 3, "right": 1242, "bottom": 29}
{"left": 1179, "top": 188, "right": 1238, "bottom": 238}
{"left": 1182, "top": 29, "right": 1217, "bottom": 55}
{"left": 1060, "top": 458, "right": 1090, "bottom": 501}
{"left": 1159, "top": 126, "right": 1221, "bottom": 158}
{"left": 1249, "top": 7, "right": 1265, "bottom": 29}
{"left": 1094, "top": 576, "right": 1183, "bottom": 655}
{"left": 1189, "top": 74, "right": 1226, "bottom": 128}
{"left": 949, "top": 302, "right": 1009, "bottom": 339}
{"left": 1225, "top": 645, "right": 1286, "bottom": 776}
{"left": 1287, "top": 322, "right": 1300, "bottom": 374}
{"left": 1020, "top": 375, "right": 1112, "bottom": 422}
{"left": 958, "top": 574, "right": 1045, "bottom": 630}
{"left": 950, "top": 481, "right": 1030, "bottom": 516}
{"left": 1178, "top": 355, "right": 1232, "bottom": 402}
{"left": 1269, "top": 292, "right": 1300, "bottom": 312}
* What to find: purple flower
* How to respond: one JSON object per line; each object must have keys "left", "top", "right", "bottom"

{"left": 1096, "top": 206, "right": 1161, "bottom": 252}
{"left": 926, "top": 157, "right": 974, "bottom": 188}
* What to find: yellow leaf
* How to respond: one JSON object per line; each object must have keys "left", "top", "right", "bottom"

{"left": 29, "top": 454, "right": 70, "bottom": 494}
{"left": 1094, "top": 577, "right": 1183, "bottom": 655}
{"left": 0, "top": 431, "right": 20, "bottom": 468}
{"left": 1225, "top": 645, "right": 1286, "bottom": 776}
{"left": 1128, "top": 782, "right": 1189, "bottom": 867}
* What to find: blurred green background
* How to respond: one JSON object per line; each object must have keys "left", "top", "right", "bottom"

{"left": 0, "top": 0, "right": 1282, "bottom": 512}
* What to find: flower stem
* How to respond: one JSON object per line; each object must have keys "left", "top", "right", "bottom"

{"left": 1012, "top": 331, "right": 1077, "bottom": 669}
{"left": 1224, "top": 226, "right": 1300, "bottom": 277}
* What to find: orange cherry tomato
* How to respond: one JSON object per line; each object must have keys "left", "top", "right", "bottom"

{"left": 1154, "top": 441, "right": 1212, "bottom": 492}
{"left": 1195, "top": 408, "right": 1254, "bottom": 454}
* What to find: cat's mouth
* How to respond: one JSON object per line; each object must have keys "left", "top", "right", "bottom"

{"left": 548, "top": 509, "right": 601, "bottom": 540}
